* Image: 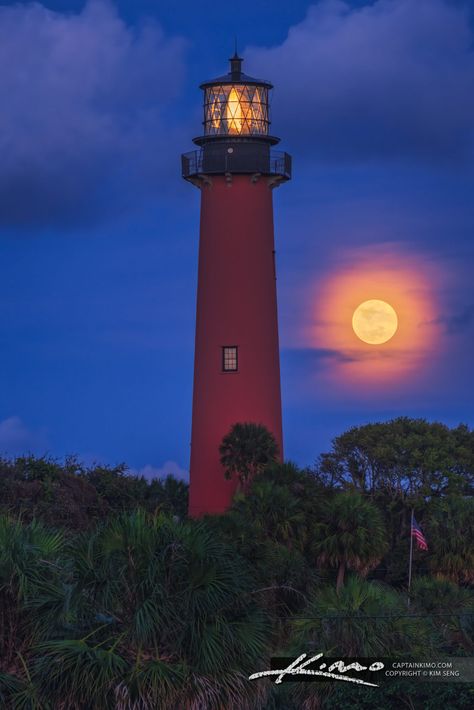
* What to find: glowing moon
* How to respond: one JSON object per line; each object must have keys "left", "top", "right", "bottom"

{"left": 352, "top": 299, "right": 398, "bottom": 345}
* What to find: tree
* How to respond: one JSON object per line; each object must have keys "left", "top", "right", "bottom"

{"left": 211, "top": 467, "right": 320, "bottom": 619}
{"left": 0, "top": 516, "right": 64, "bottom": 670}
{"left": 232, "top": 478, "right": 306, "bottom": 548}
{"left": 0, "top": 456, "right": 189, "bottom": 528}
{"left": 293, "top": 575, "right": 431, "bottom": 657}
{"left": 312, "top": 492, "right": 388, "bottom": 591}
{"left": 85, "top": 463, "right": 148, "bottom": 510}
{"left": 425, "top": 496, "right": 474, "bottom": 585}
{"left": 0, "top": 455, "right": 106, "bottom": 529}
{"left": 315, "top": 419, "right": 474, "bottom": 586}
{"left": 219, "top": 422, "right": 279, "bottom": 493}
{"left": 293, "top": 576, "right": 433, "bottom": 657}
{"left": 316, "top": 418, "right": 474, "bottom": 499}
{"left": 146, "top": 474, "right": 189, "bottom": 519}
{"left": 1, "top": 511, "right": 271, "bottom": 709}
{"left": 411, "top": 577, "right": 474, "bottom": 653}
{"left": 280, "top": 577, "right": 434, "bottom": 710}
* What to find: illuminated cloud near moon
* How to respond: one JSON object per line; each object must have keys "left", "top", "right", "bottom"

{"left": 306, "top": 245, "right": 442, "bottom": 385}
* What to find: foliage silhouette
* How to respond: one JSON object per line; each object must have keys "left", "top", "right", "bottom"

{"left": 220, "top": 422, "right": 279, "bottom": 493}
{"left": 0, "top": 416, "right": 473, "bottom": 708}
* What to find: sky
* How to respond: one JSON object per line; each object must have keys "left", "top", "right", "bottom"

{"left": 0, "top": 0, "right": 473, "bottom": 479}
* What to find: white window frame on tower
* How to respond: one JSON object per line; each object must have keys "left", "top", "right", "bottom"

{"left": 222, "top": 346, "right": 238, "bottom": 372}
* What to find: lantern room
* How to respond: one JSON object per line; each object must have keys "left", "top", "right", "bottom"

{"left": 201, "top": 54, "right": 270, "bottom": 137}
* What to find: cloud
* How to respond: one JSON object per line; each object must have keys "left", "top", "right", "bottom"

{"left": 283, "top": 346, "right": 413, "bottom": 370}
{"left": 0, "top": 0, "right": 187, "bottom": 227}
{"left": 134, "top": 460, "right": 189, "bottom": 481}
{"left": 0, "top": 416, "right": 48, "bottom": 455}
{"left": 425, "top": 304, "right": 474, "bottom": 333}
{"left": 246, "top": 0, "right": 474, "bottom": 163}
{"left": 283, "top": 346, "right": 357, "bottom": 364}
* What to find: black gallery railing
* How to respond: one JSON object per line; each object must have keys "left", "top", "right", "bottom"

{"left": 182, "top": 149, "right": 292, "bottom": 180}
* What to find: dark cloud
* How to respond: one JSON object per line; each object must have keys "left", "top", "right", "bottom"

{"left": 282, "top": 346, "right": 421, "bottom": 372}
{"left": 0, "top": 0, "right": 187, "bottom": 227}
{"left": 283, "top": 347, "right": 358, "bottom": 364}
{"left": 425, "top": 304, "right": 474, "bottom": 333}
{"left": 247, "top": 0, "right": 474, "bottom": 163}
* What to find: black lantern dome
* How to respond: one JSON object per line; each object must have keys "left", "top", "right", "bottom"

{"left": 182, "top": 54, "right": 291, "bottom": 184}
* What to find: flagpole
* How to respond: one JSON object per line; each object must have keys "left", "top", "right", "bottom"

{"left": 407, "top": 507, "right": 414, "bottom": 608}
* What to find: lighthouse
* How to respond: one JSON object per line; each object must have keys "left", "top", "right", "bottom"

{"left": 182, "top": 54, "right": 291, "bottom": 517}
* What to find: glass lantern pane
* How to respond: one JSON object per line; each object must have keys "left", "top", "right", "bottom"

{"left": 204, "top": 84, "right": 269, "bottom": 136}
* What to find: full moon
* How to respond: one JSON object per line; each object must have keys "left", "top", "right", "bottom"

{"left": 352, "top": 299, "right": 398, "bottom": 345}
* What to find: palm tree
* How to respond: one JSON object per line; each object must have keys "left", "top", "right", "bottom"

{"left": 293, "top": 576, "right": 433, "bottom": 657}
{"left": 232, "top": 478, "right": 306, "bottom": 548}
{"left": 272, "top": 577, "right": 434, "bottom": 710}
{"left": 425, "top": 496, "right": 474, "bottom": 584}
{"left": 219, "top": 422, "right": 279, "bottom": 493}
{"left": 411, "top": 577, "right": 474, "bottom": 652}
{"left": 213, "top": 478, "right": 318, "bottom": 621}
{"left": 0, "top": 515, "right": 64, "bottom": 669}
{"left": 312, "top": 492, "right": 388, "bottom": 592}
{"left": 23, "top": 511, "right": 271, "bottom": 709}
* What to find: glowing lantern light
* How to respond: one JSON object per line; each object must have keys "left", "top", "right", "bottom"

{"left": 226, "top": 86, "right": 243, "bottom": 134}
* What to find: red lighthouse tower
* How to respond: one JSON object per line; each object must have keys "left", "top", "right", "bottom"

{"left": 182, "top": 54, "right": 291, "bottom": 517}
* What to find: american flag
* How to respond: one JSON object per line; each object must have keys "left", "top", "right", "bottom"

{"left": 411, "top": 517, "right": 428, "bottom": 551}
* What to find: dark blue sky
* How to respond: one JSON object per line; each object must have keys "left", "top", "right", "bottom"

{"left": 0, "top": 0, "right": 473, "bottom": 479}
